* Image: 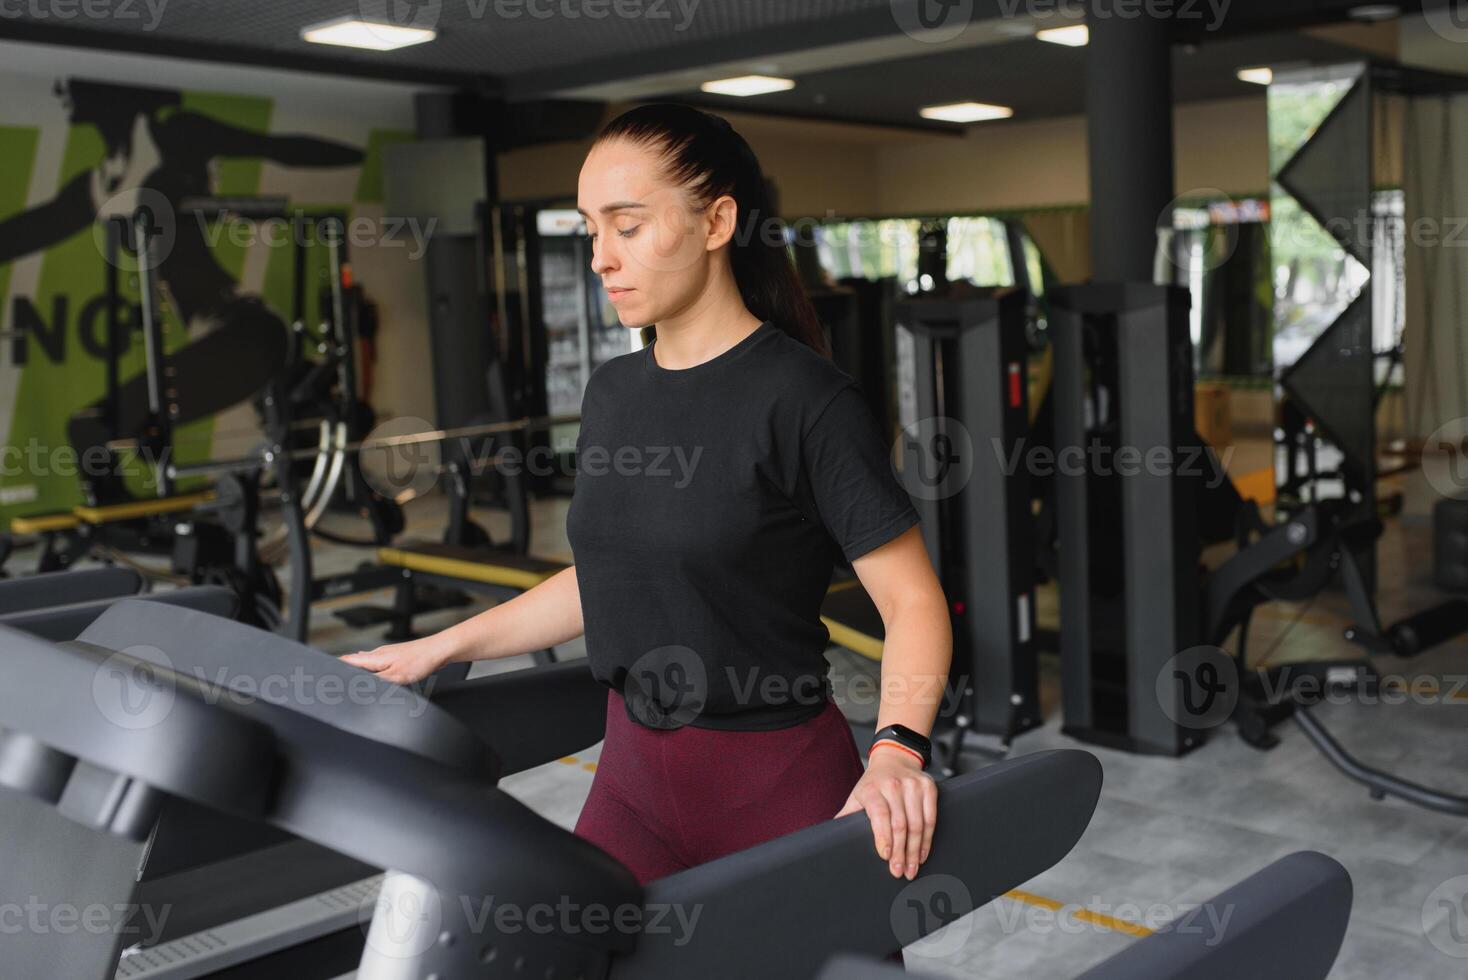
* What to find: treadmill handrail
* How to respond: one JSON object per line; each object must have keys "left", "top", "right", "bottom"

{"left": 817, "top": 851, "right": 1351, "bottom": 980}
{"left": 0, "top": 564, "right": 144, "bottom": 615}
{"left": 617, "top": 749, "right": 1103, "bottom": 980}
{"left": 78, "top": 599, "right": 500, "bottom": 779}
{"left": 0, "top": 627, "right": 276, "bottom": 817}
{"left": 1070, "top": 850, "right": 1351, "bottom": 980}
{"left": 0, "top": 585, "right": 238, "bottom": 642}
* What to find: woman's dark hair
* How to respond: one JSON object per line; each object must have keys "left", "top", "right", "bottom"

{"left": 594, "top": 103, "right": 828, "bottom": 357}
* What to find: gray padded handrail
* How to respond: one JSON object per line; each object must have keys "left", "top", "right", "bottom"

{"left": 616, "top": 749, "right": 1103, "bottom": 980}
{"left": 3, "top": 622, "right": 642, "bottom": 965}
{"left": 258, "top": 717, "right": 643, "bottom": 930}
{"left": 0, "top": 585, "right": 238, "bottom": 641}
{"left": 0, "top": 627, "right": 275, "bottom": 818}
{"left": 1071, "top": 850, "right": 1351, "bottom": 980}
{"left": 78, "top": 600, "right": 499, "bottom": 778}
{"left": 0, "top": 565, "right": 143, "bottom": 615}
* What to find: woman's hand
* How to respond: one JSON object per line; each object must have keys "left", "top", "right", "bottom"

{"left": 835, "top": 746, "right": 938, "bottom": 880}
{"left": 340, "top": 634, "right": 454, "bottom": 686}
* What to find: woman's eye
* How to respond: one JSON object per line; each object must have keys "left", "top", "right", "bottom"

{"left": 618, "top": 225, "right": 640, "bottom": 238}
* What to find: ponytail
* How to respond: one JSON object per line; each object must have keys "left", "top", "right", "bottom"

{"left": 595, "top": 104, "right": 828, "bottom": 357}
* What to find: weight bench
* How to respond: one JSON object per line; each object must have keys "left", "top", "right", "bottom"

{"left": 1, "top": 600, "right": 1102, "bottom": 979}
{"left": 71, "top": 490, "right": 217, "bottom": 526}
{"left": 819, "top": 850, "right": 1351, "bottom": 980}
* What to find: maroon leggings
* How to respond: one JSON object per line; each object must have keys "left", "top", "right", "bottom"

{"left": 574, "top": 690, "right": 866, "bottom": 884}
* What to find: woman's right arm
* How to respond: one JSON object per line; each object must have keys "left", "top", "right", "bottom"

{"left": 340, "top": 565, "right": 584, "bottom": 685}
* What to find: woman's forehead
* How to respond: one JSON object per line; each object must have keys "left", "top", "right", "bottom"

{"left": 579, "top": 140, "right": 669, "bottom": 210}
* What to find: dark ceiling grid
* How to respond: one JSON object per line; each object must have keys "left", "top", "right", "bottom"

{"left": 0, "top": 0, "right": 900, "bottom": 78}
{"left": 0, "top": 0, "right": 1423, "bottom": 124}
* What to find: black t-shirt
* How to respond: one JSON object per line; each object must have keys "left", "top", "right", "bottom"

{"left": 566, "top": 321, "right": 921, "bottom": 732}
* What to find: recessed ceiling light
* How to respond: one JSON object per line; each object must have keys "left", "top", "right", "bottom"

{"left": 301, "top": 17, "right": 436, "bottom": 51}
{"left": 1036, "top": 24, "right": 1089, "bottom": 46}
{"left": 1237, "top": 66, "right": 1274, "bottom": 86}
{"left": 919, "top": 101, "right": 1014, "bottom": 123}
{"left": 1348, "top": 4, "right": 1399, "bottom": 20}
{"left": 699, "top": 75, "right": 796, "bottom": 97}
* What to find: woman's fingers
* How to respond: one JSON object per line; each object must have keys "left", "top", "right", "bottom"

{"left": 878, "top": 779, "right": 909, "bottom": 878}
{"left": 340, "top": 649, "right": 388, "bottom": 670}
{"left": 862, "top": 787, "right": 894, "bottom": 863}
{"left": 920, "top": 779, "right": 937, "bottom": 864}
{"left": 900, "top": 778, "right": 925, "bottom": 879}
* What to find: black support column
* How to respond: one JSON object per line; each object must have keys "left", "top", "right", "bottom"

{"left": 1084, "top": 8, "right": 1175, "bottom": 282}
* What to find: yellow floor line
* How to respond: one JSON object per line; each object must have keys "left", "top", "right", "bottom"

{"left": 1001, "top": 889, "right": 1155, "bottom": 938}
{"left": 557, "top": 755, "right": 598, "bottom": 772}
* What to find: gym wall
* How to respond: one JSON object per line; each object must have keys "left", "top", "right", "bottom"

{"left": 0, "top": 47, "right": 437, "bottom": 523}
{"left": 501, "top": 97, "right": 1274, "bottom": 218}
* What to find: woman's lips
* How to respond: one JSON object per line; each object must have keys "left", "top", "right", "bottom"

{"left": 606, "top": 286, "right": 633, "bottom": 302}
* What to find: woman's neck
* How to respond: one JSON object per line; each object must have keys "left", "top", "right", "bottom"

{"left": 652, "top": 280, "right": 762, "bottom": 371}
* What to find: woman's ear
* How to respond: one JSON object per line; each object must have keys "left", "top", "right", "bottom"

{"left": 705, "top": 194, "right": 740, "bottom": 252}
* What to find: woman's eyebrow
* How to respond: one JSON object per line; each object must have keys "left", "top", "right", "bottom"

{"left": 576, "top": 201, "right": 646, "bottom": 217}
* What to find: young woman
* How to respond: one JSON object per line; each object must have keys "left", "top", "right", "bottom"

{"left": 343, "top": 104, "right": 953, "bottom": 889}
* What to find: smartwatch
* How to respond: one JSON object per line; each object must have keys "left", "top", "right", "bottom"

{"left": 870, "top": 724, "right": 933, "bottom": 771}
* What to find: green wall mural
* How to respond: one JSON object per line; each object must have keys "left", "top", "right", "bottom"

{"left": 0, "top": 75, "right": 413, "bottom": 524}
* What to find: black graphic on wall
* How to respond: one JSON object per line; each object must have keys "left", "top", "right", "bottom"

{"left": 0, "top": 78, "right": 365, "bottom": 505}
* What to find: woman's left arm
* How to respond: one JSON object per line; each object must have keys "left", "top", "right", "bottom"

{"left": 833, "top": 525, "right": 952, "bottom": 880}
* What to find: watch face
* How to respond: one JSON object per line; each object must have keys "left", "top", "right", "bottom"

{"left": 877, "top": 726, "right": 932, "bottom": 767}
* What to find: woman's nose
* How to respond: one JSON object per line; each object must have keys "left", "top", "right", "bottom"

{"left": 590, "top": 238, "right": 617, "bottom": 276}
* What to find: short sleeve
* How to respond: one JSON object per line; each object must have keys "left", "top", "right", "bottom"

{"left": 798, "top": 384, "right": 921, "bottom": 562}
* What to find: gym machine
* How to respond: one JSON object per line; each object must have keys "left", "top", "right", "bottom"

{"left": 896, "top": 290, "right": 1042, "bottom": 762}
{"left": 1052, "top": 283, "right": 1468, "bottom": 813}
{"left": 821, "top": 289, "right": 1041, "bottom": 775}
{"left": 23, "top": 206, "right": 302, "bottom": 633}
{"left": 818, "top": 850, "right": 1352, "bottom": 980}
{"left": 0, "top": 599, "right": 1101, "bottom": 979}
{"left": 1050, "top": 283, "right": 1204, "bottom": 757}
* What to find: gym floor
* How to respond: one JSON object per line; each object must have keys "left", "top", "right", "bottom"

{"left": 23, "top": 441, "right": 1464, "bottom": 979}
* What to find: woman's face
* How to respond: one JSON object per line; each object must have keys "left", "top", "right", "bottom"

{"left": 577, "top": 137, "right": 726, "bottom": 329}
